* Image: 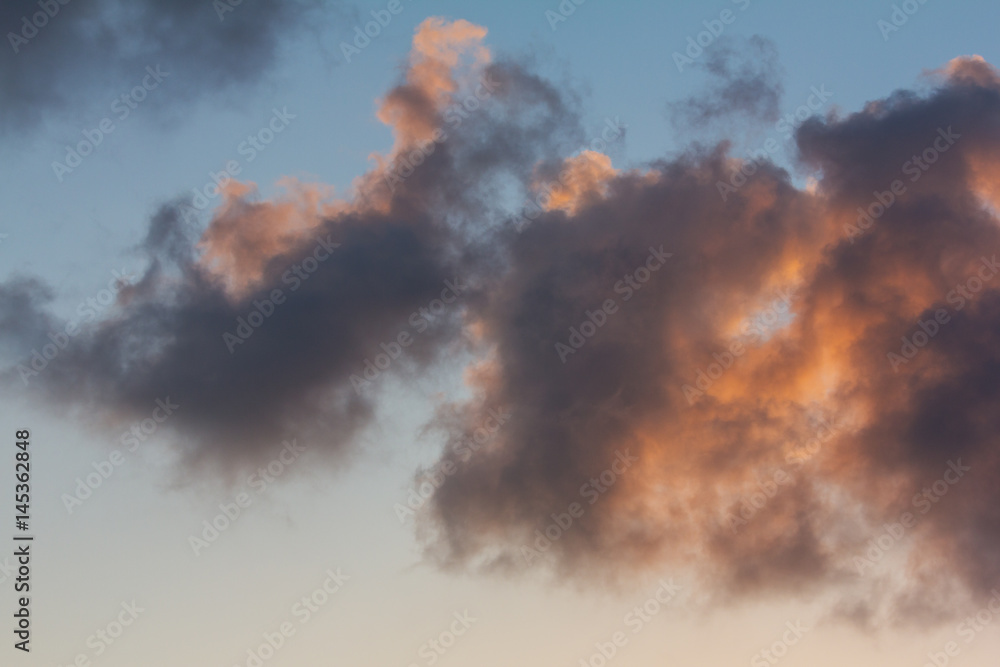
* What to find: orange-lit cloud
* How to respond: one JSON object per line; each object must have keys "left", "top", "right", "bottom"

{"left": 376, "top": 18, "right": 490, "bottom": 150}
{"left": 535, "top": 151, "right": 618, "bottom": 215}
{"left": 414, "top": 54, "right": 1000, "bottom": 627}
{"left": 198, "top": 180, "right": 347, "bottom": 300}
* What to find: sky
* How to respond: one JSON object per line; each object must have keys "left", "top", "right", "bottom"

{"left": 2, "top": 0, "right": 1000, "bottom": 666}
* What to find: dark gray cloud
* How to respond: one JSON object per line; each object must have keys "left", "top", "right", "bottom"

{"left": 0, "top": 277, "right": 58, "bottom": 357}
{"left": 0, "top": 50, "right": 585, "bottom": 480}
{"left": 7, "top": 200, "right": 463, "bottom": 475}
{"left": 412, "top": 56, "right": 1000, "bottom": 626}
{"left": 669, "top": 35, "right": 784, "bottom": 130}
{"left": 0, "top": 0, "right": 349, "bottom": 135}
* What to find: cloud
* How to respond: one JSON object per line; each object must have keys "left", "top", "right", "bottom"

{"left": 413, "top": 55, "right": 1000, "bottom": 626}
{"left": 376, "top": 17, "right": 491, "bottom": 149}
{"left": 0, "top": 0, "right": 348, "bottom": 135}
{"left": 0, "top": 18, "right": 581, "bottom": 481}
{"left": 2, "top": 9, "right": 1000, "bottom": 628}
{"left": 0, "top": 277, "right": 58, "bottom": 357}
{"left": 669, "top": 35, "right": 784, "bottom": 130}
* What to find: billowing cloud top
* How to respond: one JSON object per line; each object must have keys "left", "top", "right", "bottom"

{"left": 3, "top": 15, "right": 1000, "bottom": 628}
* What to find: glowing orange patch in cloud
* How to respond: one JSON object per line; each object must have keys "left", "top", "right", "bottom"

{"left": 376, "top": 18, "right": 490, "bottom": 150}
{"left": 197, "top": 180, "right": 345, "bottom": 300}
{"left": 536, "top": 151, "right": 619, "bottom": 215}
